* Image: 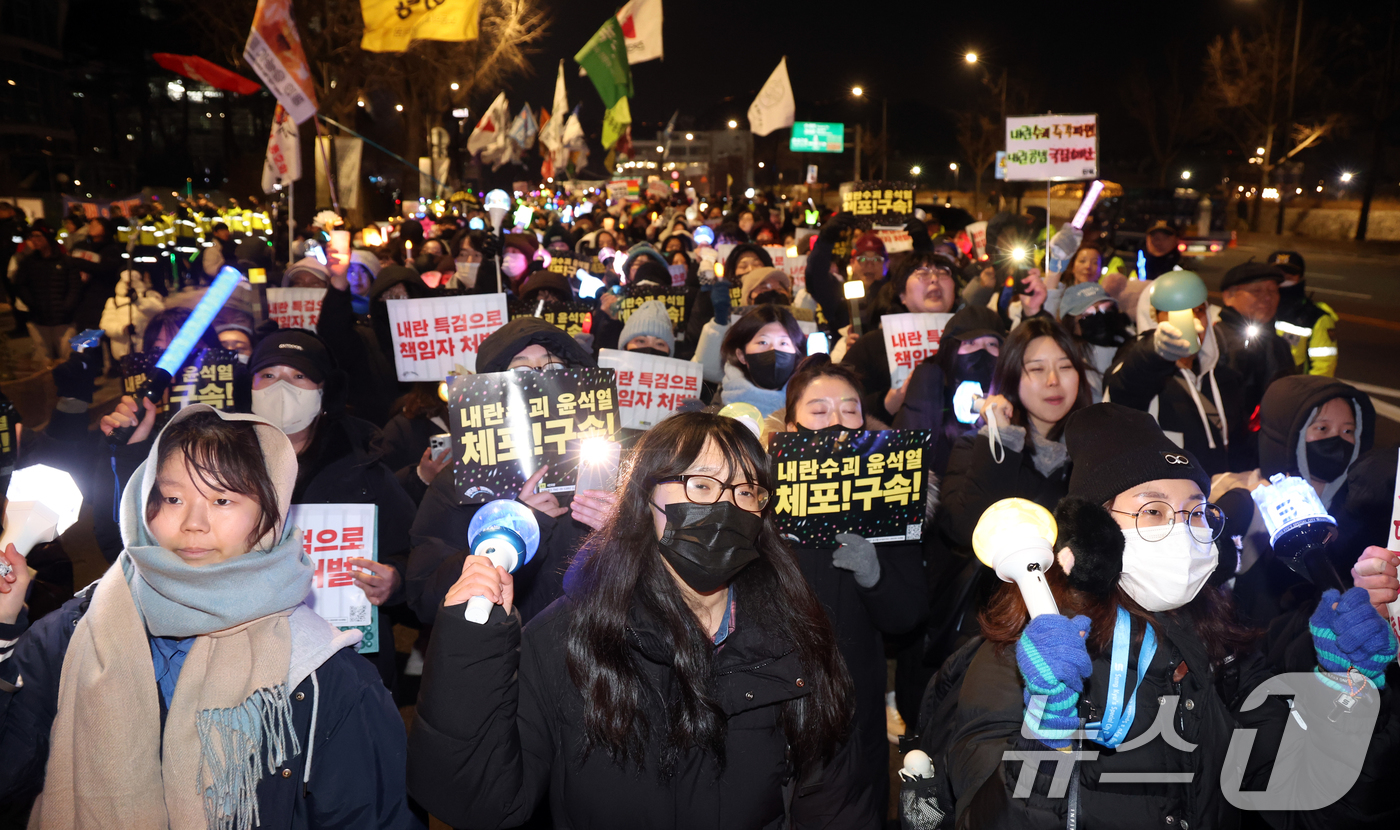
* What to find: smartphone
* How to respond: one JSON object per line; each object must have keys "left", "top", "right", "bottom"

{"left": 71, "top": 329, "right": 104, "bottom": 352}
{"left": 576, "top": 439, "right": 622, "bottom": 493}
{"left": 429, "top": 433, "right": 451, "bottom": 461}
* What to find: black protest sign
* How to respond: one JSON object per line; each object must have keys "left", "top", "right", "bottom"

{"left": 122, "top": 348, "right": 243, "bottom": 429}
{"left": 838, "top": 181, "right": 916, "bottom": 229}
{"left": 450, "top": 367, "right": 621, "bottom": 503}
{"left": 615, "top": 285, "right": 687, "bottom": 329}
{"left": 768, "top": 429, "right": 932, "bottom": 548}
{"left": 547, "top": 253, "right": 582, "bottom": 277}
{"left": 508, "top": 300, "right": 595, "bottom": 337}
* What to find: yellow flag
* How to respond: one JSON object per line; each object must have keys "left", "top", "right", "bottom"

{"left": 360, "top": 0, "right": 480, "bottom": 53}
{"left": 602, "top": 96, "right": 631, "bottom": 150}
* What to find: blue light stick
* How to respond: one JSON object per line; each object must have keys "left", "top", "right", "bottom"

{"left": 106, "top": 266, "right": 245, "bottom": 445}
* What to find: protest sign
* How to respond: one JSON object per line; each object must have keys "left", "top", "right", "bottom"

{"left": 875, "top": 228, "right": 913, "bottom": 253}
{"left": 881, "top": 312, "right": 955, "bottom": 390}
{"left": 265, "top": 287, "right": 327, "bottom": 331}
{"left": 616, "top": 285, "right": 687, "bottom": 329}
{"left": 123, "top": 348, "right": 242, "bottom": 429}
{"left": 1004, "top": 114, "right": 1099, "bottom": 181}
{"left": 667, "top": 263, "right": 687, "bottom": 287}
{"left": 243, "top": 0, "right": 318, "bottom": 123}
{"left": 508, "top": 299, "right": 594, "bottom": 337}
{"left": 290, "top": 503, "right": 379, "bottom": 653}
{"left": 646, "top": 179, "right": 673, "bottom": 200}
{"left": 547, "top": 252, "right": 581, "bottom": 277}
{"left": 385, "top": 293, "right": 509, "bottom": 380}
{"left": 769, "top": 429, "right": 932, "bottom": 547}
{"left": 838, "top": 182, "right": 916, "bottom": 229}
{"left": 596, "top": 348, "right": 702, "bottom": 429}
{"left": 449, "top": 367, "right": 621, "bottom": 502}
{"left": 965, "top": 220, "right": 988, "bottom": 258}
{"left": 606, "top": 179, "right": 638, "bottom": 202}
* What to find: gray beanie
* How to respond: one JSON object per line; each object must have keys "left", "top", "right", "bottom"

{"left": 618, "top": 299, "right": 676, "bottom": 354}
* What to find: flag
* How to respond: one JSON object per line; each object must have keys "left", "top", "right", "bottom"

{"left": 747, "top": 57, "right": 795, "bottom": 137}
{"left": 261, "top": 103, "right": 301, "bottom": 194}
{"left": 661, "top": 109, "right": 677, "bottom": 157}
{"left": 538, "top": 62, "right": 569, "bottom": 154}
{"left": 153, "top": 54, "right": 260, "bottom": 96}
{"left": 506, "top": 104, "right": 539, "bottom": 160}
{"left": 243, "top": 0, "right": 318, "bottom": 123}
{"left": 616, "top": 0, "right": 663, "bottom": 64}
{"left": 467, "top": 92, "right": 510, "bottom": 156}
{"left": 563, "top": 107, "right": 590, "bottom": 174}
{"left": 360, "top": 0, "right": 480, "bottom": 52}
{"left": 602, "top": 97, "right": 632, "bottom": 150}
{"left": 575, "top": 17, "right": 632, "bottom": 108}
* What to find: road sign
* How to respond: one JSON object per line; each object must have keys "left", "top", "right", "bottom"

{"left": 790, "top": 122, "right": 844, "bottom": 153}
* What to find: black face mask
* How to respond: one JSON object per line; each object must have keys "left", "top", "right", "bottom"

{"left": 1077, "top": 310, "right": 1133, "bottom": 348}
{"left": 628, "top": 346, "right": 670, "bottom": 357}
{"left": 654, "top": 501, "right": 764, "bottom": 594}
{"left": 745, "top": 349, "right": 798, "bottom": 389}
{"left": 750, "top": 290, "right": 791, "bottom": 307}
{"left": 1305, "top": 435, "right": 1353, "bottom": 482}
{"left": 796, "top": 421, "right": 852, "bottom": 437}
{"left": 951, "top": 349, "right": 997, "bottom": 389}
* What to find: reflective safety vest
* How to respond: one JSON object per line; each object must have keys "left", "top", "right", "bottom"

{"left": 1275, "top": 300, "right": 1339, "bottom": 377}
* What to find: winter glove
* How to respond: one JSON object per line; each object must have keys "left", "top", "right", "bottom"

{"left": 819, "top": 211, "right": 857, "bottom": 243}
{"left": 905, "top": 218, "right": 934, "bottom": 253}
{"left": 477, "top": 232, "right": 502, "bottom": 260}
{"left": 1016, "top": 614, "right": 1093, "bottom": 749}
{"left": 1152, "top": 319, "right": 1197, "bottom": 362}
{"left": 1311, "top": 587, "right": 1398, "bottom": 690}
{"left": 711, "top": 280, "right": 733, "bottom": 326}
{"left": 832, "top": 533, "right": 881, "bottom": 588}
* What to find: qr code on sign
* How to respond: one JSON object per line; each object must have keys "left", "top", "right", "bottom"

{"left": 348, "top": 604, "right": 369, "bottom": 624}
{"left": 906, "top": 524, "right": 922, "bottom": 541}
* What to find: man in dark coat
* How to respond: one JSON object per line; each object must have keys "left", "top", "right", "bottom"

{"left": 67, "top": 217, "right": 124, "bottom": 332}
{"left": 10, "top": 223, "right": 82, "bottom": 364}
{"left": 1214, "top": 261, "right": 1298, "bottom": 430}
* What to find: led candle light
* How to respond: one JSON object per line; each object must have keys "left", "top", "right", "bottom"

{"left": 0, "top": 465, "right": 83, "bottom": 578}
{"left": 463, "top": 500, "right": 540, "bottom": 623}
{"left": 1149, "top": 270, "right": 1208, "bottom": 357}
{"left": 844, "top": 279, "right": 866, "bottom": 337}
{"left": 1252, "top": 473, "right": 1343, "bottom": 589}
{"left": 971, "top": 498, "right": 1060, "bottom": 619}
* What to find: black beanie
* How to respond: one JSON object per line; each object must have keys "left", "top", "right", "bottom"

{"left": 1065, "top": 402, "right": 1211, "bottom": 508}
{"left": 250, "top": 329, "right": 335, "bottom": 384}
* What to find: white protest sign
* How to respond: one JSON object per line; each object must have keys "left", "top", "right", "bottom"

{"left": 874, "top": 228, "right": 913, "bottom": 254}
{"left": 596, "top": 348, "right": 703, "bottom": 430}
{"left": 1386, "top": 455, "right": 1400, "bottom": 640}
{"left": 265, "top": 287, "right": 327, "bottom": 331}
{"left": 647, "top": 179, "right": 672, "bottom": 200}
{"left": 966, "top": 221, "right": 989, "bottom": 258}
{"left": 787, "top": 255, "right": 808, "bottom": 294}
{"left": 881, "top": 312, "right": 955, "bottom": 390}
{"left": 291, "top": 502, "right": 378, "bottom": 653}
{"left": 386, "top": 293, "right": 509, "bottom": 380}
{"left": 1004, "top": 114, "right": 1099, "bottom": 181}
{"left": 714, "top": 244, "right": 806, "bottom": 292}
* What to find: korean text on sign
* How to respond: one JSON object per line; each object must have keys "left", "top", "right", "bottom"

{"left": 265, "top": 287, "right": 327, "bottom": 331}
{"left": 385, "top": 293, "right": 509, "bottom": 379}
{"left": 881, "top": 312, "right": 955, "bottom": 390}
{"left": 1004, "top": 114, "right": 1099, "bottom": 181}
{"left": 596, "top": 348, "right": 703, "bottom": 430}
{"left": 289, "top": 502, "right": 378, "bottom": 653}
{"left": 837, "top": 181, "right": 916, "bottom": 227}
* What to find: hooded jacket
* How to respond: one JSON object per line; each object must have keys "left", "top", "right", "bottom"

{"left": 1257, "top": 375, "right": 1375, "bottom": 506}
{"left": 685, "top": 243, "right": 775, "bottom": 346}
{"left": 1214, "top": 305, "right": 1299, "bottom": 426}
{"left": 100, "top": 271, "right": 166, "bottom": 359}
{"left": 475, "top": 316, "right": 594, "bottom": 374}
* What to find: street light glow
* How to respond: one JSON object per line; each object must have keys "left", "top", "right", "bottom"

{"left": 1181, "top": 170, "right": 1192, "bottom": 180}
{"left": 450, "top": 82, "right": 459, "bottom": 91}
{"left": 685, "top": 133, "right": 693, "bottom": 140}
{"left": 656, "top": 145, "right": 664, "bottom": 153}
{"left": 949, "top": 162, "right": 959, "bottom": 171}
{"left": 395, "top": 104, "right": 403, "bottom": 112}
{"left": 964, "top": 53, "right": 978, "bottom": 63}
{"left": 1255, "top": 146, "right": 1266, "bottom": 156}
{"left": 851, "top": 86, "right": 864, "bottom": 97}
{"left": 910, "top": 165, "right": 921, "bottom": 176}
{"left": 1341, "top": 172, "right": 1354, "bottom": 183}
{"left": 758, "top": 162, "right": 765, "bottom": 168}
{"left": 727, "top": 119, "right": 737, "bottom": 129}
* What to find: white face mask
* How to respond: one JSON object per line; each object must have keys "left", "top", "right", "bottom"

{"left": 1117, "top": 523, "right": 1218, "bottom": 612}
{"left": 252, "top": 380, "right": 323, "bottom": 435}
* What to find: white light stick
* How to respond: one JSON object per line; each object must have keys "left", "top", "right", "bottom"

{"left": 485, "top": 189, "right": 512, "bottom": 293}
{"left": 0, "top": 465, "right": 84, "bottom": 577}
{"left": 463, "top": 500, "right": 540, "bottom": 624}
{"left": 971, "top": 498, "right": 1060, "bottom": 619}
{"left": 1071, "top": 180, "right": 1105, "bottom": 230}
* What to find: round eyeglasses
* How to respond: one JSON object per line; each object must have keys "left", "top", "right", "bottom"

{"left": 1108, "top": 501, "right": 1225, "bottom": 544}
{"left": 656, "top": 475, "right": 770, "bottom": 513}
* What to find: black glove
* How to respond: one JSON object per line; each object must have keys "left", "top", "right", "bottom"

{"left": 906, "top": 217, "right": 933, "bottom": 252}
{"left": 818, "top": 211, "right": 857, "bottom": 243}
{"left": 51, "top": 351, "right": 96, "bottom": 403}
{"left": 477, "top": 233, "right": 502, "bottom": 260}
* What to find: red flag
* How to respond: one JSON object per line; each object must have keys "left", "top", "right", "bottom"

{"left": 152, "top": 53, "right": 261, "bottom": 96}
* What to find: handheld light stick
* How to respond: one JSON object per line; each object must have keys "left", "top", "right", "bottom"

{"left": 717, "top": 402, "right": 764, "bottom": 441}
{"left": 1071, "top": 180, "right": 1105, "bottom": 230}
{"left": 1149, "top": 270, "right": 1207, "bottom": 357}
{"left": 107, "top": 266, "right": 245, "bottom": 446}
{"left": 971, "top": 498, "right": 1060, "bottom": 619}
{"left": 463, "top": 499, "right": 540, "bottom": 624}
{"left": 0, "top": 465, "right": 83, "bottom": 578}
{"left": 485, "top": 189, "right": 512, "bottom": 293}
{"left": 844, "top": 279, "right": 866, "bottom": 337}
{"left": 1251, "top": 473, "right": 1343, "bottom": 590}
{"left": 954, "top": 380, "right": 1004, "bottom": 462}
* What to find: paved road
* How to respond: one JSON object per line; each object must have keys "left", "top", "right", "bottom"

{"left": 1190, "top": 233, "right": 1400, "bottom": 448}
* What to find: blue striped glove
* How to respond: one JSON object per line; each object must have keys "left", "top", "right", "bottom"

{"left": 1311, "top": 587, "right": 1398, "bottom": 690}
{"left": 1016, "top": 614, "right": 1093, "bottom": 749}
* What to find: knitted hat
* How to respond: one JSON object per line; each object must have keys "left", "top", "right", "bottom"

{"left": 618, "top": 299, "right": 676, "bottom": 354}
{"left": 250, "top": 329, "right": 334, "bottom": 384}
{"left": 1064, "top": 402, "right": 1211, "bottom": 508}
{"left": 740, "top": 266, "right": 791, "bottom": 304}
{"left": 631, "top": 258, "right": 672, "bottom": 287}
{"left": 1060, "top": 282, "right": 1115, "bottom": 318}
{"left": 350, "top": 249, "right": 382, "bottom": 278}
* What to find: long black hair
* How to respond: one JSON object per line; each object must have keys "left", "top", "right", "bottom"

{"left": 565, "top": 412, "right": 853, "bottom": 777}
{"left": 989, "top": 316, "right": 1093, "bottom": 440}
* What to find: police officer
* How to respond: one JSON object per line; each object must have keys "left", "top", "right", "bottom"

{"left": 1269, "top": 250, "right": 1338, "bottom": 376}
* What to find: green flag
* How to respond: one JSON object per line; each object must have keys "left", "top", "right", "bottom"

{"left": 574, "top": 17, "right": 632, "bottom": 109}
{"left": 602, "top": 96, "right": 632, "bottom": 150}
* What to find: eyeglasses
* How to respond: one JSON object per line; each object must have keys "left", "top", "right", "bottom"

{"left": 909, "top": 268, "right": 951, "bottom": 282}
{"left": 656, "top": 475, "right": 770, "bottom": 513}
{"left": 510, "top": 360, "right": 565, "bottom": 373}
{"left": 854, "top": 254, "right": 884, "bottom": 264}
{"left": 1108, "top": 501, "right": 1225, "bottom": 543}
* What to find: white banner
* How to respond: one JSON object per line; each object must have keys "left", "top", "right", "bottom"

{"left": 386, "top": 293, "right": 509, "bottom": 380}
{"left": 714, "top": 244, "right": 807, "bottom": 293}
{"left": 616, "top": 0, "right": 663, "bottom": 64}
{"left": 965, "top": 220, "right": 988, "bottom": 258}
{"left": 260, "top": 103, "right": 301, "bottom": 195}
{"left": 596, "top": 348, "right": 702, "bottom": 430}
{"left": 291, "top": 502, "right": 378, "bottom": 653}
{"left": 747, "top": 57, "right": 795, "bottom": 137}
{"left": 881, "top": 312, "right": 955, "bottom": 390}
{"left": 265, "top": 287, "right": 327, "bottom": 331}
{"left": 1004, "top": 114, "right": 1099, "bottom": 182}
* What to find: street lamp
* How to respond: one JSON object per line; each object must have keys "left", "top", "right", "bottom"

{"left": 848, "top": 86, "right": 887, "bottom": 180}
{"left": 1340, "top": 172, "right": 1354, "bottom": 183}
{"left": 727, "top": 119, "right": 737, "bottom": 129}
{"left": 950, "top": 162, "right": 961, "bottom": 190}
{"left": 851, "top": 86, "right": 864, "bottom": 97}
{"left": 1181, "top": 170, "right": 1192, "bottom": 181}
{"left": 910, "top": 165, "right": 922, "bottom": 176}
{"left": 450, "top": 82, "right": 459, "bottom": 91}
{"left": 964, "top": 53, "right": 978, "bottom": 64}
{"left": 685, "top": 133, "right": 693, "bottom": 140}
{"left": 1256, "top": 147, "right": 1267, "bottom": 156}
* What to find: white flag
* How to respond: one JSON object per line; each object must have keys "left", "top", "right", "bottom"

{"left": 616, "top": 0, "right": 663, "bottom": 64}
{"left": 538, "top": 61, "right": 569, "bottom": 160}
{"left": 562, "top": 108, "right": 589, "bottom": 172}
{"left": 747, "top": 57, "right": 795, "bottom": 137}
{"left": 261, "top": 103, "right": 301, "bottom": 194}
{"left": 507, "top": 104, "right": 538, "bottom": 155}
{"left": 467, "top": 92, "right": 510, "bottom": 156}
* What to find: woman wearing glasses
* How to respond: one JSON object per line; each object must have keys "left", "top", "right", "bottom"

{"left": 407, "top": 411, "right": 877, "bottom": 829}
{"left": 908, "top": 403, "right": 1398, "bottom": 829}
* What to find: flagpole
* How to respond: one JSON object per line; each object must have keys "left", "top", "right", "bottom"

{"left": 287, "top": 181, "right": 295, "bottom": 266}
{"left": 320, "top": 115, "right": 450, "bottom": 192}
{"left": 315, "top": 117, "right": 341, "bottom": 215}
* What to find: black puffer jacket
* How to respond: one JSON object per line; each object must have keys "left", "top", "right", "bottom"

{"left": 684, "top": 243, "right": 773, "bottom": 345}
{"left": 67, "top": 235, "right": 123, "bottom": 330}
{"left": 407, "top": 595, "right": 878, "bottom": 829}
{"left": 316, "top": 284, "right": 402, "bottom": 426}
{"left": 1215, "top": 305, "right": 1299, "bottom": 426}
{"left": 12, "top": 252, "right": 82, "bottom": 327}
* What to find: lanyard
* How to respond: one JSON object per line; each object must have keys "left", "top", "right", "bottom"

{"left": 1088, "top": 606, "right": 1157, "bottom": 748}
